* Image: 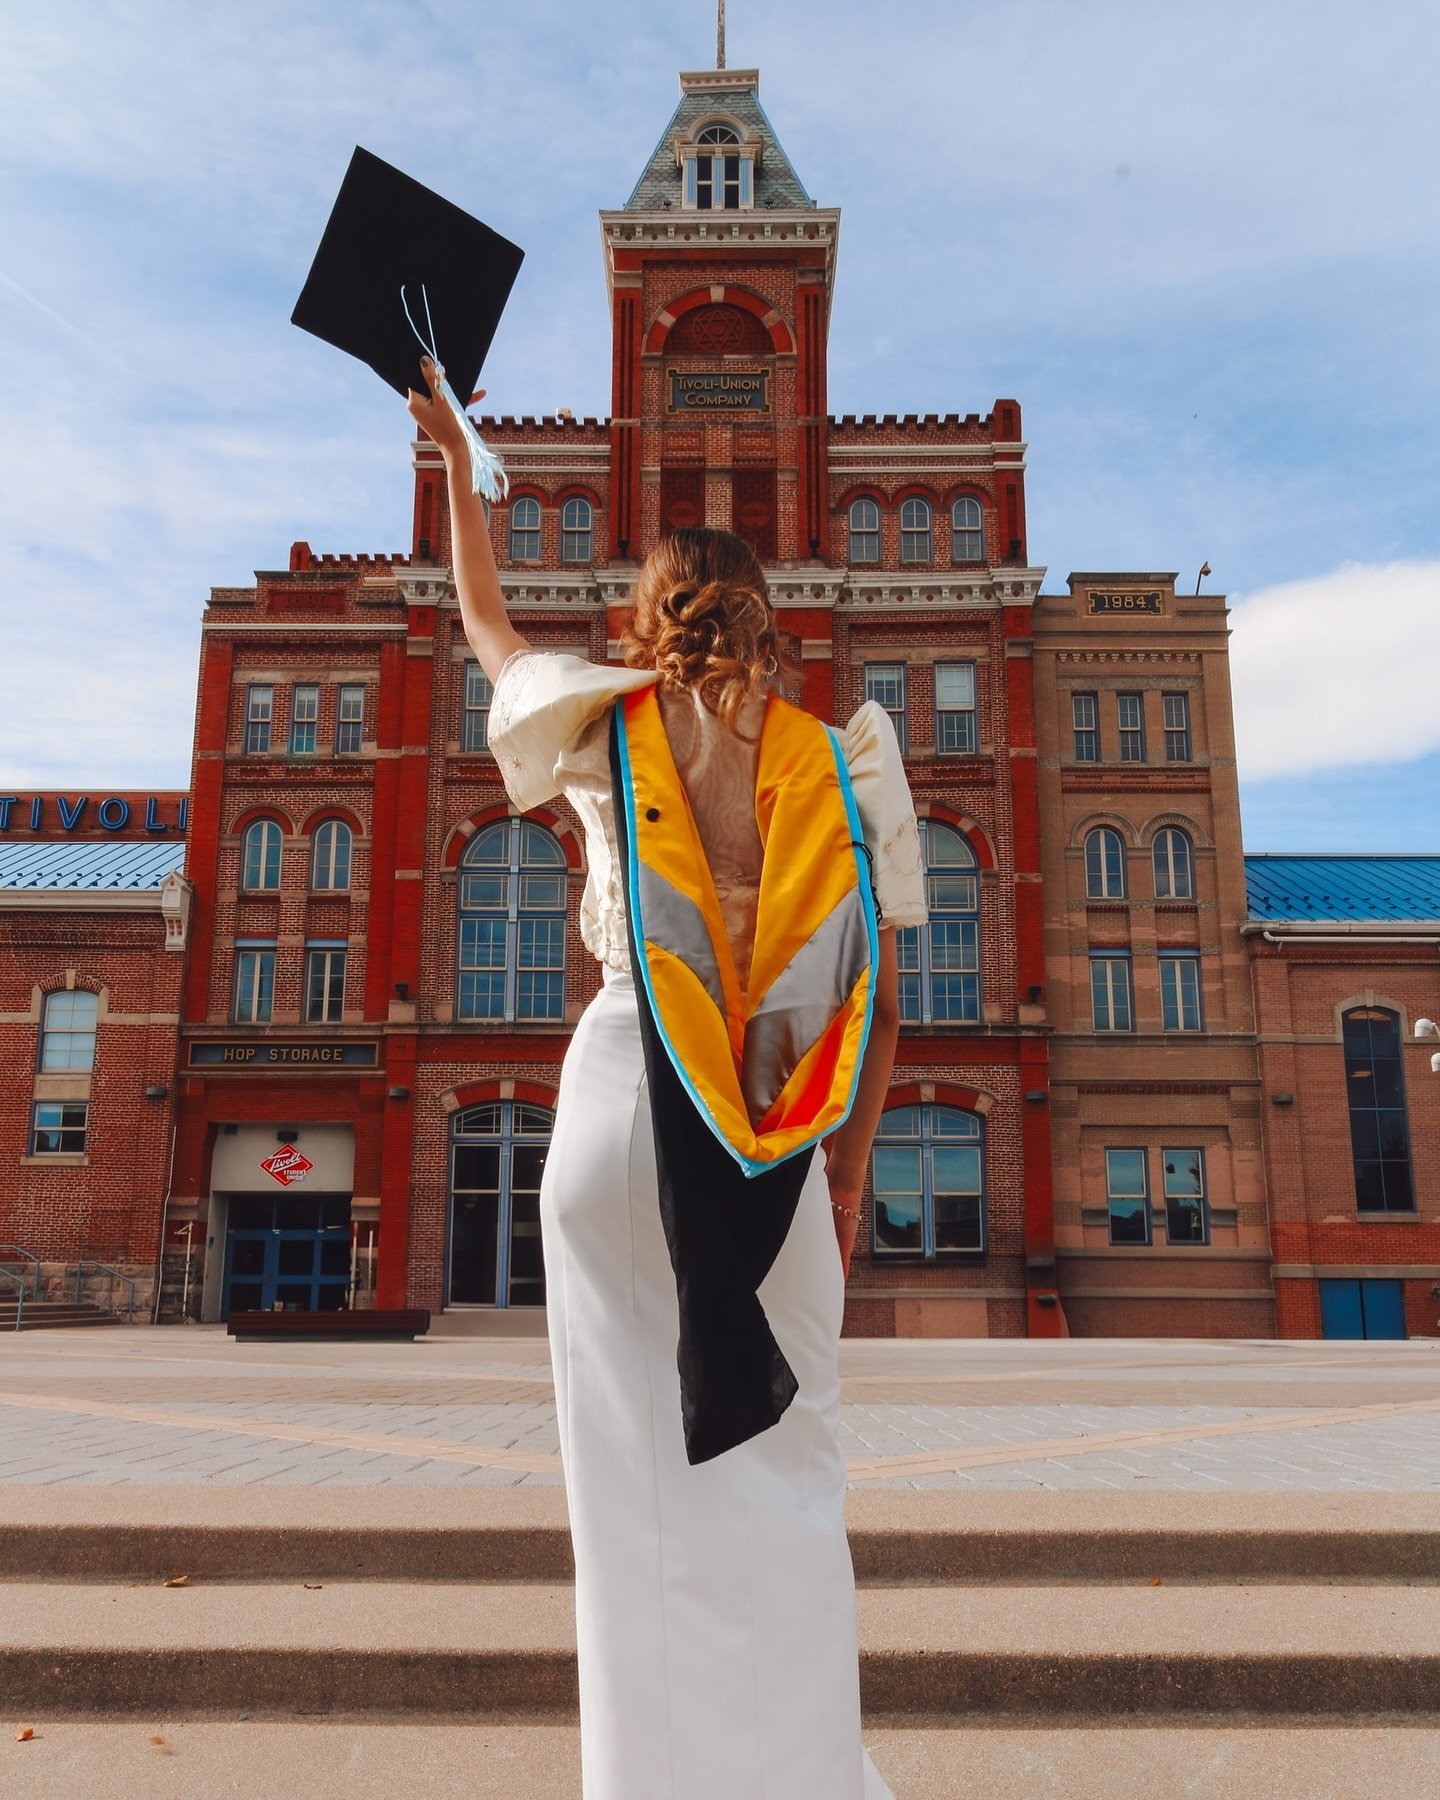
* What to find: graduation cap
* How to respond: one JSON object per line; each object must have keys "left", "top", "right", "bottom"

{"left": 291, "top": 146, "right": 524, "bottom": 500}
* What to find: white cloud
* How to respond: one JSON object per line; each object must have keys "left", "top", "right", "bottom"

{"left": 1229, "top": 561, "right": 1440, "bottom": 778}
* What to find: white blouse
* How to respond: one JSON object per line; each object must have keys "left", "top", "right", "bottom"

{"left": 487, "top": 650, "right": 926, "bottom": 976}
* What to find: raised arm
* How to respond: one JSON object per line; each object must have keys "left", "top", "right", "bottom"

{"left": 406, "top": 356, "right": 530, "bottom": 685}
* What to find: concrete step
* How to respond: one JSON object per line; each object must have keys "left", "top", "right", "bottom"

{"left": 0, "top": 1302, "right": 125, "bottom": 1330}
{"left": 2, "top": 1487, "right": 1436, "bottom": 1585}
{"left": 2, "top": 1578, "right": 1438, "bottom": 1719}
{"left": 6, "top": 1721, "right": 1440, "bottom": 1800}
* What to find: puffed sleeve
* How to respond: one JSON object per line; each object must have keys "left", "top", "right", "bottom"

{"left": 486, "top": 650, "right": 659, "bottom": 810}
{"left": 841, "top": 701, "right": 927, "bottom": 929}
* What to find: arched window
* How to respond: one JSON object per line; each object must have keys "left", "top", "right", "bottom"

{"left": 697, "top": 124, "right": 741, "bottom": 144}
{"left": 457, "top": 820, "right": 567, "bottom": 1021}
{"left": 951, "top": 496, "right": 984, "bottom": 563}
{"left": 39, "top": 988, "right": 98, "bottom": 1071}
{"left": 871, "top": 1104, "right": 985, "bottom": 1256}
{"left": 509, "top": 496, "right": 541, "bottom": 562}
{"left": 1084, "top": 827, "right": 1127, "bottom": 899}
{"left": 847, "top": 497, "right": 880, "bottom": 565}
{"left": 1153, "top": 827, "right": 1195, "bottom": 899}
{"left": 448, "top": 1101, "right": 553, "bottom": 1307}
{"left": 310, "top": 819, "right": 352, "bottom": 892}
{"left": 690, "top": 124, "right": 745, "bottom": 209}
{"left": 241, "top": 819, "right": 282, "bottom": 891}
{"left": 900, "top": 497, "right": 933, "bottom": 563}
{"left": 560, "top": 497, "right": 593, "bottom": 563}
{"left": 1343, "top": 1007, "right": 1415, "bottom": 1212}
{"left": 897, "top": 821, "right": 981, "bottom": 1023}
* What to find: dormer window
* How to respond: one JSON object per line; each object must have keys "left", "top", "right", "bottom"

{"left": 678, "top": 119, "right": 757, "bottom": 211}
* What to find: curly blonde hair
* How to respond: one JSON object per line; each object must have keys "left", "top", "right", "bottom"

{"left": 619, "top": 528, "right": 780, "bottom": 732}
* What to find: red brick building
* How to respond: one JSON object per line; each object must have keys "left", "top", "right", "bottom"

{"left": 0, "top": 793, "right": 189, "bottom": 1320}
{"left": 1245, "top": 855, "right": 1440, "bottom": 1340}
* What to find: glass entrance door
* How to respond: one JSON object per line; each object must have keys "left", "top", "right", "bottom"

{"left": 448, "top": 1102, "right": 552, "bottom": 1306}
{"left": 222, "top": 1192, "right": 352, "bottom": 1317}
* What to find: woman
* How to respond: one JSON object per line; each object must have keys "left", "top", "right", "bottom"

{"left": 410, "top": 358, "right": 923, "bottom": 1799}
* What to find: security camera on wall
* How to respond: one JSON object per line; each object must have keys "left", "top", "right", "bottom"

{"left": 1415, "top": 1017, "right": 1439, "bottom": 1039}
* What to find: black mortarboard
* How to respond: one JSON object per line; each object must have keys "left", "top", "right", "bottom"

{"left": 292, "top": 145, "right": 524, "bottom": 406}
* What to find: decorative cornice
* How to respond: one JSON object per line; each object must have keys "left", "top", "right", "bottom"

{"left": 837, "top": 569, "right": 1047, "bottom": 611}
{"left": 1053, "top": 649, "right": 1202, "bottom": 664}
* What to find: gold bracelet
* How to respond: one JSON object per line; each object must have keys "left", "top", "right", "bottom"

{"left": 830, "top": 1199, "right": 861, "bottom": 1221}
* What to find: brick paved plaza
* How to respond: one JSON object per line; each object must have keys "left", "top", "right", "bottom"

{"left": 2, "top": 1326, "right": 1438, "bottom": 1491}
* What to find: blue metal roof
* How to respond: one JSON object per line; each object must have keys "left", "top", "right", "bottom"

{"left": 0, "top": 841, "right": 184, "bottom": 892}
{"left": 1245, "top": 854, "right": 1440, "bottom": 923}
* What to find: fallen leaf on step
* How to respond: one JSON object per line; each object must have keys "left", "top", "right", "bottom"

{"left": 1149, "top": 1576, "right": 1163, "bottom": 1586}
{"left": 15, "top": 1726, "right": 36, "bottom": 1743}
{"left": 303, "top": 1583, "right": 323, "bottom": 1591}
{"left": 163, "top": 1574, "right": 190, "bottom": 1588}
{"left": 149, "top": 1735, "right": 175, "bottom": 1756}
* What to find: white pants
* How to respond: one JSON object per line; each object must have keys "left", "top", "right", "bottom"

{"left": 541, "top": 970, "right": 894, "bottom": 1800}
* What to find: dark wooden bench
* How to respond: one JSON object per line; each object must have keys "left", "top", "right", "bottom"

{"left": 227, "top": 1307, "right": 431, "bottom": 1342}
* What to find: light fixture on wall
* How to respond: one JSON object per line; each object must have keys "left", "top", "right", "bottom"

{"left": 144, "top": 1085, "right": 168, "bottom": 1101}
{"left": 1269, "top": 1093, "right": 1295, "bottom": 1107}
{"left": 388, "top": 1087, "right": 411, "bottom": 1101}
{"left": 276, "top": 1129, "right": 300, "bottom": 1144}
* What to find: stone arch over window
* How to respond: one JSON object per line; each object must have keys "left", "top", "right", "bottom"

{"left": 442, "top": 805, "right": 583, "bottom": 874}
{"left": 1072, "top": 812, "right": 1140, "bottom": 850}
{"left": 645, "top": 286, "right": 795, "bottom": 356}
{"left": 916, "top": 801, "right": 997, "bottom": 872}
{"left": 667, "top": 302, "right": 772, "bottom": 358}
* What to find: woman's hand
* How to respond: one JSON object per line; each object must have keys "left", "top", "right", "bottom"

{"left": 405, "top": 355, "right": 479, "bottom": 461}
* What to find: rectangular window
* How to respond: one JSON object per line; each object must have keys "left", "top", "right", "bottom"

{"left": 935, "top": 662, "right": 977, "bottom": 754}
{"left": 233, "top": 945, "right": 276, "bottom": 1024}
{"left": 516, "top": 916, "right": 566, "bottom": 1021}
{"left": 1072, "top": 691, "right": 1098, "bottom": 762}
{"left": 31, "top": 1101, "right": 88, "bottom": 1155}
{"left": 1117, "top": 692, "right": 1147, "bottom": 762}
{"left": 457, "top": 918, "right": 507, "bottom": 1020}
{"left": 335, "top": 684, "right": 365, "bottom": 754}
{"left": 1105, "top": 1147, "right": 1151, "bottom": 1245}
{"left": 463, "top": 663, "right": 493, "bottom": 753}
{"left": 304, "top": 945, "right": 347, "bottom": 1024}
{"left": 289, "top": 685, "right": 319, "bottom": 755}
{"left": 1161, "top": 1146, "right": 1208, "bottom": 1244}
{"left": 1159, "top": 950, "right": 1203, "bottom": 1031}
{"left": 864, "top": 663, "right": 908, "bottom": 753}
{"left": 1090, "top": 952, "right": 1133, "bottom": 1031}
{"left": 1163, "top": 691, "right": 1193, "bottom": 762}
{"left": 244, "top": 685, "right": 273, "bottom": 755}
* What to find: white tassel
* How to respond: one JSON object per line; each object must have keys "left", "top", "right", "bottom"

{"left": 401, "top": 282, "right": 510, "bottom": 503}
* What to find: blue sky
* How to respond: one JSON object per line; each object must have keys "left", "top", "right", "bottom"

{"left": 1, "top": 0, "right": 1436, "bottom": 853}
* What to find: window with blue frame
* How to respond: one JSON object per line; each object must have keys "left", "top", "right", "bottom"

{"left": 448, "top": 1101, "right": 553, "bottom": 1306}
{"left": 38, "top": 989, "right": 98, "bottom": 1071}
{"left": 934, "top": 662, "right": 977, "bottom": 754}
{"left": 950, "top": 496, "right": 984, "bottom": 563}
{"left": 1153, "top": 827, "right": 1195, "bottom": 899}
{"left": 1159, "top": 950, "right": 1204, "bottom": 1031}
{"left": 847, "top": 497, "right": 881, "bottom": 564}
{"left": 457, "top": 820, "right": 567, "bottom": 1022}
{"left": 463, "top": 663, "right": 493, "bottom": 752}
{"left": 31, "top": 1101, "right": 88, "bottom": 1155}
{"left": 289, "top": 685, "right": 319, "bottom": 754}
{"left": 560, "top": 497, "right": 594, "bottom": 563}
{"left": 1090, "top": 951, "right": 1133, "bottom": 1031}
{"left": 233, "top": 943, "right": 276, "bottom": 1023}
{"left": 1161, "top": 1146, "right": 1208, "bottom": 1243}
{"left": 1105, "top": 1147, "right": 1150, "bottom": 1244}
{"left": 243, "top": 685, "right": 273, "bottom": 754}
{"left": 1343, "top": 1006, "right": 1415, "bottom": 1212}
{"left": 310, "top": 819, "right": 352, "bottom": 892}
{"left": 1084, "top": 827, "right": 1127, "bottom": 899}
{"left": 509, "top": 496, "right": 541, "bottom": 562}
{"left": 871, "top": 1105, "right": 985, "bottom": 1256}
{"left": 240, "top": 819, "right": 282, "bottom": 891}
{"left": 896, "top": 820, "right": 981, "bottom": 1024}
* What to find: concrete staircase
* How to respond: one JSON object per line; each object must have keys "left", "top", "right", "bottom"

{"left": 2, "top": 1489, "right": 1437, "bottom": 1796}
{"left": 0, "top": 1298, "right": 125, "bottom": 1331}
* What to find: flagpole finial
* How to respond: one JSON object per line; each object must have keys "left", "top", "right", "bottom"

{"left": 717, "top": 0, "right": 726, "bottom": 69}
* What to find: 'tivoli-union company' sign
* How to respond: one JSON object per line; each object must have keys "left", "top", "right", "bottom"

{"left": 0, "top": 795, "right": 189, "bottom": 833}
{"left": 667, "top": 369, "right": 770, "bottom": 412}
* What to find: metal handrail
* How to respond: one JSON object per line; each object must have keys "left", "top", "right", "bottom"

{"left": 0, "top": 1245, "right": 40, "bottom": 1300}
{"left": 0, "top": 1265, "right": 25, "bottom": 1331}
{"left": 74, "top": 1261, "right": 136, "bottom": 1325}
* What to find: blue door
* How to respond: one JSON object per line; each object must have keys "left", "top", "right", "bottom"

{"left": 1319, "top": 1279, "right": 1364, "bottom": 1339}
{"left": 222, "top": 1192, "right": 352, "bottom": 1318}
{"left": 1319, "top": 1277, "right": 1406, "bottom": 1340}
{"left": 1360, "top": 1279, "right": 1407, "bottom": 1340}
